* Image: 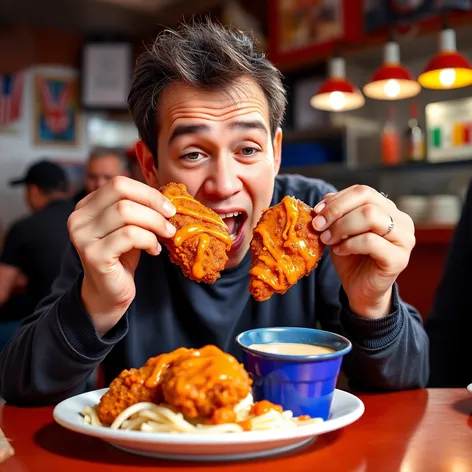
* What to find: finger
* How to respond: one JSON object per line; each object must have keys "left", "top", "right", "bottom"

{"left": 74, "top": 189, "right": 97, "bottom": 210}
{"left": 314, "top": 190, "right": 349, "bottom": 213}
{"left": 92, "top": 200, "right": 176, "bottom": 241}
{"left": 82, "top": 226, "right": 161, "bottom": 272}
{"left": 332, "top": 233, "right": 409, "bottom": 274}
{"left": 320, "top": 203, "right": 403, "bottom": 246}
{"left": 313, "top": 185, "right": 396, "bottom": 231}
{"left": 76, "top": 176, "right": 176, "bottom": 219}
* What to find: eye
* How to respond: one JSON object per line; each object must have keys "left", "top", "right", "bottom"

{"left": 181, "top": 152, "right": 202, "bottom": 161}
{"left": 240, "top": 147, "right": 258, "bottom": 156}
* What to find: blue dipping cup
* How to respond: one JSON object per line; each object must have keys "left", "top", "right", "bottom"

{"left": 235, "top": 327, "right": 352, "bottom": 420}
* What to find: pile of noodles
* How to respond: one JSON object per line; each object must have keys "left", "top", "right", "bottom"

{"left": 81, "top": 394, "right": 323, "bottom": 434}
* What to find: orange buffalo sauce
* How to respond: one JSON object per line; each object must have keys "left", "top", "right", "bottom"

{"left": 250, "top": 400, "right": 283, "bottom": 416}
{"left": 249, "top": 196, "right": 319, "bottom": 290}
{"left": 212, "top": 407, "right": 237, "bottom": 425}
{"left": 235, "top": 401, "right": 284, "bottom": 431}
{"left": 145, "top": 345, "right": 249, "bottom": 391}
{"left": 167, "top": 194, "right": 232, "bottom": 278}
{"left": 144, "top": 347, "right": 191, "bottom": 389}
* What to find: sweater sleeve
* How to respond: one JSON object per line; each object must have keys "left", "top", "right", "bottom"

{"left": 315, "top": 247, "right": 429, "bottom": 391}
{"left": 0, "top": 243, "right": 129, "bottom": 405}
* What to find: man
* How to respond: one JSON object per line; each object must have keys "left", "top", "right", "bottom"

{"left": 73, "top": 147, "right": 129, "bottom": 203}
{"left": 0, "top": 160, "right": 74, "bottom": 349}
{"left": 0, "top": 22, "right": 428, "bottom": 404}
{"left": 426, "top": 181, "right": 472, "bottom": 388}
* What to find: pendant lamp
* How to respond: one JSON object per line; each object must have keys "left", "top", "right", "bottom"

{"left": 363, "top": 41, "right": 421, "bottom": 100}
{"left": 418, "top": 24, "right": 472, "bottom": 89}
{"left": 310, "top": 56, "right": 365, "bottom": 112}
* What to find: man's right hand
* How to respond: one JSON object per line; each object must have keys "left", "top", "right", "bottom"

{"left": 67, "top": 176, "right": 176, "bottom": 336}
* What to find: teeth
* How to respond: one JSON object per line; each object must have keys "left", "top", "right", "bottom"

{"left": 220, "top": 211, "right": 242, "bottom": 219}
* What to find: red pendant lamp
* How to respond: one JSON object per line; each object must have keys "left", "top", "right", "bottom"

{"left": 418, "top": 22, "right": 472, "bottom": 90}
{"left": 363, "top": 40, "right": 421, "bottom": 100}
{"left": 310, "top": 55, "right": 365, "bottom": 112}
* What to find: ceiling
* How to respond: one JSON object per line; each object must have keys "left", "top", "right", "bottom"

{"left": 345, "top": 22, "right": 472, "bottom": 70}
{"left": 0, "top": 0, "right": 225, "bottom": 37}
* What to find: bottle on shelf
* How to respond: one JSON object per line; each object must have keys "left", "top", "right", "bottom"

{"left": 381, "top": 104, "right": 401, "bottom": 166}
{"left": 405, "top": 101, "right": 425, "bottom": 162}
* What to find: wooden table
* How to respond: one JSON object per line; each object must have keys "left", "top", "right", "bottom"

{"left": 1, "top": 389, "right": 471, "bottom": 471}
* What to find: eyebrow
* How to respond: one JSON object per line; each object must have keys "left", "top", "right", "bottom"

{"left": 168, "top": 124, "right": 209, "bottom": 146}
{"left": 168, "top": 120, "right": 268, "bottom": 146}
{"left": 227, "top": 120, "right": 268, "bottom": 135}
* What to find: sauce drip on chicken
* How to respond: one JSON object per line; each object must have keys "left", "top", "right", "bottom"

{"left": 159, "top": 183, "right": 232, "bottom": 284}
{"left": 249, "top": 196, "right": 324, "bottom": 301}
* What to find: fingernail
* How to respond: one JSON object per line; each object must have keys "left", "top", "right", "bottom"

{"left": 313, "top": 215, "right": 326, "bottom": 231}
{"left": 163, "top": 199, "right": 176, "bottom": 218}
{"left": 156, "top": 242, "right": 162, "bottom": 254}
{"left": 332, "top": 245, "right": 342, "bottom": 254}
{"left": 166, "top": 221, "right": 176, "bottom": 236}
{"left": 321, "top": 230, "right": 331, "bottom": 243}
{"left": 314, "top": 202, "right": 325, "bottom": 213}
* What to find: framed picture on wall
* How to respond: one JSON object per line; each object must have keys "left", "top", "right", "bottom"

{"left": 81, "top": 40, "right": 133, "bottom": 110}
{"left": 33, "top": 73, "right": 79, "bottom": 147}
{"left": 276, "top": 0, "right": 343, "bottom": 53}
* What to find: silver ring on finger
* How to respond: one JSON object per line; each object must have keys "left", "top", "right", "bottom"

{"left": 382, "top": 215, "right": 395, "bottom": 238}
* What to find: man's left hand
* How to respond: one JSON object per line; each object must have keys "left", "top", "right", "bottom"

{"left": 312, "top": 185, "right": 415, "bottom": 319}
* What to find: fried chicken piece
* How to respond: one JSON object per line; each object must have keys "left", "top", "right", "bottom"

{"left": 160, "top": 345, "right": 252, "bottom": 420}
{"left": 96, "top": 363, "right": 159, "bottom": 426}
{"left": 159, "top": 183, "right": 232, "bottom": 284}
{"left": 96, "top": 347, "right": 191, "bottom": 425}
{"left": 249, "top": 195, "right": 324, "bottom": 302}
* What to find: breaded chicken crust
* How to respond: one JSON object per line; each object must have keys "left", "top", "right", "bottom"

{"left": 159, "top": 183, "right": 232, "bottom": 284}
{"left": 161, "top": 345, "right": 252, "bottom": 419}
{"left": 96, "top": 363, "right": 159, "bottom": 425}
{"left": 96, "top": 346, "right": 251, "bottom": 425}
{"left": 249, "top": 196, "right": 324, "bottom": 302}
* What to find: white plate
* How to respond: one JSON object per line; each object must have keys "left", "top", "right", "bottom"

{"left": 53, "top": 388, "right": 364, "bottom": 462}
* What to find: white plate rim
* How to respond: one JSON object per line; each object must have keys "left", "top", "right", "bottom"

{"left": 53, "top": 388, "right": 365, "bottom": 445}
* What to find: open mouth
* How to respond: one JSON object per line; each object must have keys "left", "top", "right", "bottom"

{"left": 219, "top": 212, "right": 247, "bottom": 242}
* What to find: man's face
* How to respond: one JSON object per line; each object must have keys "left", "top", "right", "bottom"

{"left": 137, "top": 78, "right": 282, "bottom": 268}
{"left": 85, "top": 155, "right": 126, "bottom": 194}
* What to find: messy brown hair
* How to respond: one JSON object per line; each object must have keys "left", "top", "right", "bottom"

{"left": 128, "top": 20, "right": 287, "bottom": 164}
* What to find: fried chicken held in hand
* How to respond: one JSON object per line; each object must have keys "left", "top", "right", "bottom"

{"left": 159, "top": 183, "right": 232, "bottom": 284}
{"left": 249, "top": 196, "right": 325, "bottom": 302}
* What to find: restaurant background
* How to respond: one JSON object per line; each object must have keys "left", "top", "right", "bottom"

{"left": 1, "top": 0, "right": 472, "bottom": 318}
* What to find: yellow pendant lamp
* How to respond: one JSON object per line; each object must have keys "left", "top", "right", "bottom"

{"left": 418, "top": 26, "right": 472, "bottom": 89}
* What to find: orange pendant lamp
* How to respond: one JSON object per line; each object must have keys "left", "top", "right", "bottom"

{"left": 418, "top": 25, "right": 472, "bottom": 89}
{"left": 310, "top": 56, "right": 365, "bottom": 112}
{"left": 363, "top": 40, "right": 421, "bottom": 100}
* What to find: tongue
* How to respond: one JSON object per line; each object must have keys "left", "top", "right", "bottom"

{"left": 223, "top": 216, "right": 237, "bottom": 234}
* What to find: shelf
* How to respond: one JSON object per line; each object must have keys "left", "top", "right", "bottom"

{"left": 280, "top": 158, "right": 472, "bottom": 178}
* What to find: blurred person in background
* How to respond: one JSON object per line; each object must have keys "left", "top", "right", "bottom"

{"left": 73, "top": 147, "right": 130, "bottom": 203}
{"left": 0, "top": 160, "right": 73, "bottom": 350}
{"left": 426, "top": 180, "right": 472, "bottom": 388}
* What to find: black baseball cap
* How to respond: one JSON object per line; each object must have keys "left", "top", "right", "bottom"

{"left": 10, "top": 160, "right": 68, "bottom": 191}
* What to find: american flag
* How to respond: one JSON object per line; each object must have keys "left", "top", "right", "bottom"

{"left": 0, "top": 72, "right": 24, "bottom": 126}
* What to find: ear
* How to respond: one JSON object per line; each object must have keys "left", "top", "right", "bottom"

{"left": 272, "top": 127, "right": 283, "bottom": 176}
{"left": 135, "top": 140, "right": 159, "bottom": 188}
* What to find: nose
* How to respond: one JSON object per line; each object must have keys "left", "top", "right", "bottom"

{"left": 203, "top": 154, "right": 243, "bottom": 200}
